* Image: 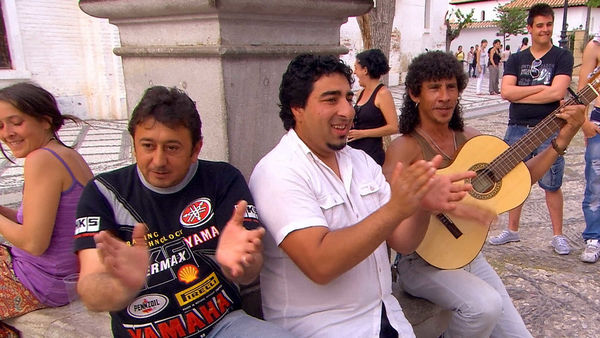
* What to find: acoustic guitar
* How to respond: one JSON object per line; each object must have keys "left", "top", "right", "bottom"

{"left": 416, "top": 69, "right": 600, "bottom": 270}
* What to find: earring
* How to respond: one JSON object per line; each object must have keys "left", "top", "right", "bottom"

{"left": 415, "top": 101, "right": 419, "bottom": 108}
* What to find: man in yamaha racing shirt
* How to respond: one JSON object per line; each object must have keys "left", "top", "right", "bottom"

{"left": 74, "top": 86, "right": 292, "bottom": 338}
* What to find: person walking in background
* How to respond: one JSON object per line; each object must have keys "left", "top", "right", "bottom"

{"left": 455, "top": 45, "right": 465, "bottom": 70}
{"left": 472, "top": 44, "right": 480, "bottom": 78}
{"left": 349, "top": 48, "right": 399, "bottom": 165}
{"left": 501, "top": 45, "right": 512, "bottom": 77}
{"left": 488, "top": 39, "right": 501, "bottom": 95}
{"left": 489, "top": 4, "right": 574, "bottom": 255}
{"left": 519, "top": 37, "right": 529, "bottom": 52}
{"left": 0, "top": 83, "right": 93, "bottom": 334}
{"left": 577, "top": 33, "right": 600, "bottom": 264}
{"left": 467, "top": 46, "right": 476, "bottom": 77}
{"left": 476, "top": 39, "right": 488, "bottom": 95}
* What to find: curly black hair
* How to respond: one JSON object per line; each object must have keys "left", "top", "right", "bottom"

{"left": 129, "top": 86, "right": 202, "bottom": 147}
{"left": 355, "top": 49, "right": 391, "bottom": 79}
{"left": 399, "top": 51, "right": 467, "bottom": 134}
{"left": 278, "top": 54, "right": 354, "bottom": 131}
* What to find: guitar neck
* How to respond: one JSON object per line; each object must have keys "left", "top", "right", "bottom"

{"left": 488, "top": 83, "right": 599, "bottom": 180}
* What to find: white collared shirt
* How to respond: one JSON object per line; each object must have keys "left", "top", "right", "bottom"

{"left": 249, "top": 129, "right": 414, "bottom": 338}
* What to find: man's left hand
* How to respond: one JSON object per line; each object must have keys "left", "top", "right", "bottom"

{"left": 554, "top": 103, "right": 586, "bottom": 149}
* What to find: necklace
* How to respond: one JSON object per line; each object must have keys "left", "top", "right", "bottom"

{"left": 416, "top": 127, "right": 457, "bottom": 160}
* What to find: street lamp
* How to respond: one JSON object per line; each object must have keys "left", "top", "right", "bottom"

{"left": 559, "top": 0, "right": 569, "bottom": 48}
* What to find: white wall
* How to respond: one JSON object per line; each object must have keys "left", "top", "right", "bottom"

{"left": 0, "top": 0, "right": 126, "bottom": 119}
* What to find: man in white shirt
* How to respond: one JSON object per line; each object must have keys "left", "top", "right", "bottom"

{"left": 249, "top": 54, "right": 479, "bottom": 337}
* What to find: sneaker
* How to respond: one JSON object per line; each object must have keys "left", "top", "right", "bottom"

{"left": 551, "top": 235, "right": 571, "bottom": 255}
{"left": 488, "top": 230, "right": 520, "bottom": 245}
{"left": 580, "top": 239, "right": 600, "bottom": 263}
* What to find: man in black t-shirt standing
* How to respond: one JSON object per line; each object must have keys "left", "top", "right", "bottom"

{"left": 490, "top": 3, "right": 574, "bottom": 255}
{"left": 74, "top": 86, "right": 293, "bottom": 337}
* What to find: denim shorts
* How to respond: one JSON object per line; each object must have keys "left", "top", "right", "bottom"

{"left": 503, "top": 124, "right": 564, "bottom": 191}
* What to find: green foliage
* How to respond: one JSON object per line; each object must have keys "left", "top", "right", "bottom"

{"left": 495, "top": 5, "right": 527, "bottom": 39}
{"left": 445, "top": 8, "right": 474, "bottom": 51}
{"left": 588, "top": 0, "right": 600, "bottom": 7}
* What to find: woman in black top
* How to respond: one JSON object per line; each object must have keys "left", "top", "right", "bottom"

{"left": 349, "top": 49, "right": 399, "bottom": 165}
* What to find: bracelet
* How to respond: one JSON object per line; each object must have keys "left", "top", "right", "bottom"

{"left": 551, "top": 138, "right": 567, "bottom": 155}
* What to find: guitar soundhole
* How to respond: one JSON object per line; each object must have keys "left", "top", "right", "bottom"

{"left": 466, "top": 163, "right": 501, "bottom": 200}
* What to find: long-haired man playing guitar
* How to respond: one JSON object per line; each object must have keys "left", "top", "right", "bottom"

{"left": 383, "top": 50, "right": 584, "bottom": 337}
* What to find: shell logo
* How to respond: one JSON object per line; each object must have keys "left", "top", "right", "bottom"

{"left": 180, "top": 198, "right": 213, "bottom": 228}
{"left": 178, "top": 264, "right": 199, "bottom": 284}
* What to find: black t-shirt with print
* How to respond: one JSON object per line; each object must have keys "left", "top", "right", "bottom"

{"left": 74, "top": 160, "right": 259, "bottom": 337}
{"left": 503, "top": 46, "right": 573, "bottom": 125}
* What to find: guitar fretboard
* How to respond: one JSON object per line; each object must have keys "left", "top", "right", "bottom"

{"left": 472, "top": 81, "right": 600, "bottom": 191}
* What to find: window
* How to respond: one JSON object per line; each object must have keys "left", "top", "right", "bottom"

{"left": 481, "top": 10, "right": 486, "bottom": 21}
{"left": 0, "top": 3, "right": 11, "bottom": 69}
{"left": 0, "top": 0, "right": 30, "bottom": 81}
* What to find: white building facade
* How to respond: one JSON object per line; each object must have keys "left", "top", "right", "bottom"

{"left": 0, "top": 0, "right": 126, "bottom": 119}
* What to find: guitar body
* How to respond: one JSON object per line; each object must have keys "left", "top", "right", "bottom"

{"left": 416, "top": 135, "right": 532, "bottom": 270}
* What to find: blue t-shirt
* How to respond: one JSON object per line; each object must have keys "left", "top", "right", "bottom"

{"left": 504, "top": 46, "right": 573, "bottom": 125}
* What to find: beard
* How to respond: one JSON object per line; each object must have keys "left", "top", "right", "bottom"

{"left": 327, "top": 140, "right": 347, "bottom": 151}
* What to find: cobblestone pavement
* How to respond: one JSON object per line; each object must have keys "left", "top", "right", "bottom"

{"left": 1, "top": 76, "right": 598, "bottom": 337}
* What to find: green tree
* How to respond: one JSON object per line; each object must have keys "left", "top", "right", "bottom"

{"left": 445, "top": 8, "right": 474, "bottom": 52}
{"left": 495, "top": 5, "right": 527, "bottom": 44}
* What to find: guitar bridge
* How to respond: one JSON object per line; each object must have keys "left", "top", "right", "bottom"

{"left": 436, "top": 213, "right": 463, "bottom": 239}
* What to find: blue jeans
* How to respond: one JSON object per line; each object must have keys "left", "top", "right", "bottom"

{"left": 583, "top": 131, "right": 600, "bottom": 240}
{"left": 503, "top": 124, "right": 564, "bottom": 191}
{"left": 206, "top": 310, "right": 294, "bottom": 338}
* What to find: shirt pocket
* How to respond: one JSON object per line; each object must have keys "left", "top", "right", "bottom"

{"left": 318, "top": 193, "right": 346, "bottom": 230}
{"left": 358, "top": 182, "right": 381, "bottom": 211}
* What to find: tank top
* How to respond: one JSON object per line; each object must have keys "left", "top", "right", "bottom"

{"left": 410, "top": 130, "right": 468, "bottom": 168}
{"left": 479, "top": 49, "right": 488, "bottom": 67}
{"left": 11, "top": 148, "right": 83, "bottom": 306}
{"left": 349, "top": 83, "right": 387, "bottom": 165}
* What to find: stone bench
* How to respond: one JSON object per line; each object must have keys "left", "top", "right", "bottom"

{"left": 4, "top": 301, "right": 111, "bottom": 338}
{"left": 5, "top": 283, "right": 449, "bottom": 338}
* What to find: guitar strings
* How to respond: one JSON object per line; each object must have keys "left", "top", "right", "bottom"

{"left": 471, "top": 82, "right": 599, "bottom": 189}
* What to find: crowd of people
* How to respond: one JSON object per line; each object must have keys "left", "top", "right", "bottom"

{"left": 457, "top": 37, "right": 526, "bottom": 95}
{"left": 0, "top": 2, "right": 597, "bottom": 338}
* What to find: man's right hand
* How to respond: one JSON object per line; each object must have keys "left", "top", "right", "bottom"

{"left": 94, "top": 223, "right": 149, "bottom": 292}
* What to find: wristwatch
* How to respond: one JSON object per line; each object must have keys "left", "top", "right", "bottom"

{"left": 551, "top": 138, "right": 567, "bottom": 155}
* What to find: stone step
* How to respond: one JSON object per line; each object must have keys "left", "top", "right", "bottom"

{"left": 4, "top": 301, "right": 111, "bottom": 338}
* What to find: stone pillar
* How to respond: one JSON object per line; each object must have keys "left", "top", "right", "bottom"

{"left": 79, "top": 0, "right": 372, "bottom": 178}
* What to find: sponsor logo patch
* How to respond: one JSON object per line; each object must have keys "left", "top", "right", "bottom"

{"left": 127, "top": 294, "right": 169, "bottom": 319}
{"left": 244, "top": 204, "right": 258, "bottom": 220}
{"left": 177, "top": 264, "right": 199, "bottom": 284}
{"left": 75, "top": 216, "right": 100, "bottom": 235}
{"left": 175, "top": 272, "right": 219, "bottom": 306}
{"left": 180, "top": 198, "right": 213, "bottom": 228}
